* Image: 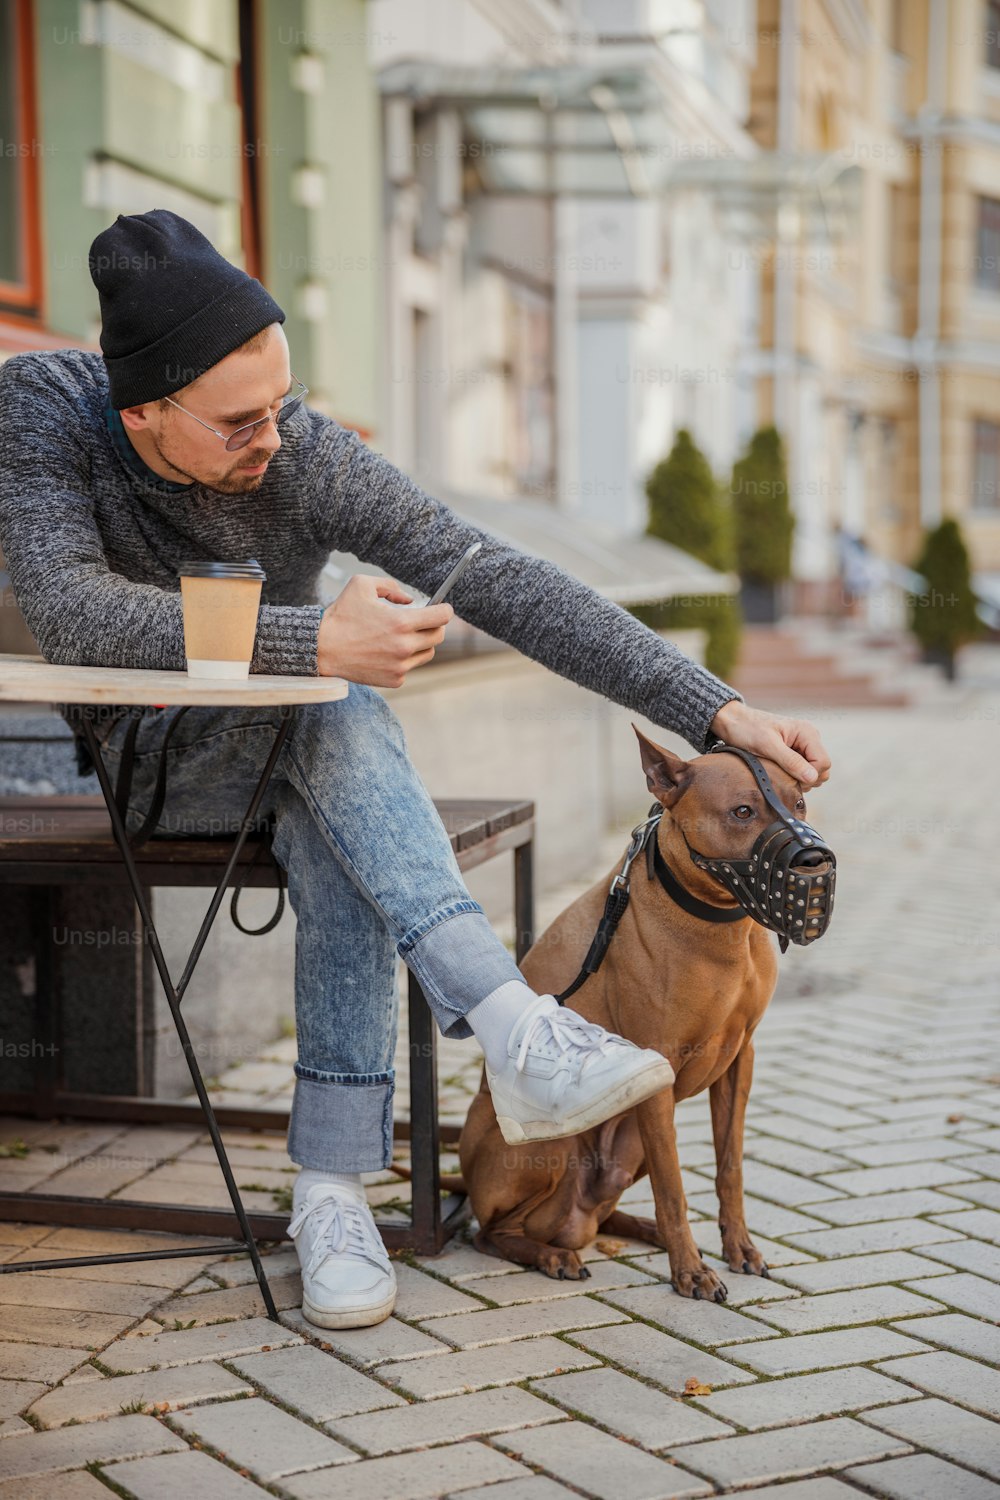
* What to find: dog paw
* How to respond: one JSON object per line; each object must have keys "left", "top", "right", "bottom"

{"left": 671, "top": 1262, "right": 728, "bottom": 1302}
{"left": 723, "top": 1239, "right": 769, "bottom": 1278}
{"left": 538, "top": 1247, "right": 589, "bottom": 1280}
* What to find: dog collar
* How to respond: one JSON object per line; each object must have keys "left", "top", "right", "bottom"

{"left": 647, "top": 832, "right": 748, "bottom": 926}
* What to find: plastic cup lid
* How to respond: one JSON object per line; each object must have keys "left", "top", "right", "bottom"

{"left": 178, "top": 559, "right": 266, "bottom": 581}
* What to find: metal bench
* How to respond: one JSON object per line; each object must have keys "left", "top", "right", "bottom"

{"left": 0, "top": 790, "right": 535, "bottom": 1256}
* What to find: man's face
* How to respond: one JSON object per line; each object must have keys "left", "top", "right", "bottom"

{"left": 120, "top": 323, "right": 291, "bottom": 494}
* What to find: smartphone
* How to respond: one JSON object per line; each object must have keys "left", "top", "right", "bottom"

{"left": 423, "top": 541, "right": 482, "bottom": 607}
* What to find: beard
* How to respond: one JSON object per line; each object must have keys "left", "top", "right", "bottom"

{"left": 203, "top": 451, "right": 272, "bottom": 495}
{"left": 151, "top": 430, "right": 272, "bottom": 494}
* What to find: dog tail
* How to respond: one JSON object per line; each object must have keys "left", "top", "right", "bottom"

{"left": 390, "top": 1163, "right": 467, "bottom": 1192}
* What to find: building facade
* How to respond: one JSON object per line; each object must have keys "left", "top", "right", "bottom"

{"left": 371, "top": 0, "right": 761, "bottom": 536}
{"left": 735, "top": 0, "right": 1000, "bottom": 604}
{"left": 4, "top": 0, "right": 999, "bottom": 618}
{"left": 0, "top": 0, "right": 383, "bottom": 433}
{"left": 371, "top": 0, "right": 1000, "bottom": 608}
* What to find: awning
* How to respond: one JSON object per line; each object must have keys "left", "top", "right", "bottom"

{"left": 378, "top": 59, "right": 694, "bottom": 197}
{"left": 664, "top": 152, "right": 864, "bottom": 241}
{"left": 321, "top": 490, "right": 737, "bottom": 608}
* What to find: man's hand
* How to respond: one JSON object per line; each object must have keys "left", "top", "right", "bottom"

{"left": 317, "top": 574, "right": 453, "bottom": 688}
{"left": 708, "top": 700, "right": 832, "bottom": 787}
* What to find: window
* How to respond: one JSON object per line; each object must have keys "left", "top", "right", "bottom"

{"left": 973, "top": 419, "right": 1000, "bottom": 510}
{"left": 879, "top": 419, "right": 902, "bottom": 523}
{"left": 237, "top": 0, "right": 262, "bottom": 281}
{"left": 975, "top": 197, "right": 1000, "bottom": 291}
{"left": 886, "top": 185, "right": 907, "bottom": 306}
{"left": 890, "top": 0, "right": 907, "bottom": 54}
{"left": 989, "top": 0, "right": 1000, "bottom": 69}
{"left": 0, "top": 0, "right": 43, "bottom": 318}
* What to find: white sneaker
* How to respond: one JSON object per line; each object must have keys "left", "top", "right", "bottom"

{"left": 288, "top": 1179, "right": 397, "bottom": 1329}
{"left": 486, "top": 994, "right": 675, "bottom": 1145}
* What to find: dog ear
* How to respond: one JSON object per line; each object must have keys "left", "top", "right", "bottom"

{"left": 632, "top": 724, "right": 690, "bottom": 806}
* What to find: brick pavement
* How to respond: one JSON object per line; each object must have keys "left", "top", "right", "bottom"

{"left": 2, "top": 645, "right": 1000, "bottom": 1496}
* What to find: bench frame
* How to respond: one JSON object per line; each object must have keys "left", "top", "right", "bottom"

{"left": 0, "top": 713, "right": 534, "bottom": 1298}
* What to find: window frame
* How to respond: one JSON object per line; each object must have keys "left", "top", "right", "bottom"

{"left": 988, "top": 0, "right": 1000, "bottom": 69}
{"left": 972, "top": 417, "right": 1000, "bottom": 512}
{"left": 0, "top": 0, "right": 44, "bottom": 317}
{"left": 236, "top": 0, "right": 262, "bottom": 282}
{"left": 976, "top": 195, "right": 1000, "bottom": 292}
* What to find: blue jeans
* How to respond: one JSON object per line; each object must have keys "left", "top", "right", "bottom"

{"left": 96, "top": 685, "right": 524, "bottom": 1171}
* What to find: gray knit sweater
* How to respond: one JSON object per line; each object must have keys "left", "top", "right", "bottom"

{"left": 0, "top": 349, "right": 741, "bottom": 773}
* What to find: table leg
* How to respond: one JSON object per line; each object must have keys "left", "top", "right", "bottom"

{"left": 30, "top": 885, "right": 60, "bottom": 1118}
{"left": 514, "top": 833, "right": 535, "bottom": 963}
{"left": 29, "top": 711, "right": 297, "bottom": 1321}
{"left": 407, "top": 972, "right": 442, "bottom": 1253}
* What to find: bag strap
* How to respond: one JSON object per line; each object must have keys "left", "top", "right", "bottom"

{"left": 230, "top": 815, "right": 286, "bottom": 936}
{"left": 114, "top": 706, "right": 193, "bottom": 848}
{"left": 112, "top": 707, "right": 285, "bottom": 936}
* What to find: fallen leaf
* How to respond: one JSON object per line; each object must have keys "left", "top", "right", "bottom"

{"left": 595, "top": 1238, "right": 626, "bottom": 1256}
{"left": 683, "top": 1378, "right": 712, "bottom": 1396}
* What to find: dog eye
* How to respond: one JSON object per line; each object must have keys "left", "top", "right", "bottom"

{"left": 732, "top": 804, "right": 755, "bottom": 819}
{"left": 795, "top": 798, "right": 805, "bottom": 811}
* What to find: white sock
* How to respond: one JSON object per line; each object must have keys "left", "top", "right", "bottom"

{"left": 294, "top": 1167, "right": 364, "bottom": 1206}
{"left": 467, "top": 978, "right": 540, "bottom": 1071}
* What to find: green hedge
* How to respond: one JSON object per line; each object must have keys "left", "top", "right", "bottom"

{"left": 639, "top": 428, "right": 742, "bottom": 678}
{"left": 645, "top": 428, "right": 733, "bottom": 572}
{"left": 731, "top": 425, "right": 795, "bottom": 584}
{"left": 909, "top": 517, "right": 981, "bottom": 663}
{"left": 631, "top": 593, "right": 743, "bottom": 680}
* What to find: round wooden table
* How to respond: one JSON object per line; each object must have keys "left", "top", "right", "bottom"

{"left": 0, "top": 654, "right": 349, "bottom": 1318}
{"left": 0, "top": 652, "right": 349, "bottom": 707}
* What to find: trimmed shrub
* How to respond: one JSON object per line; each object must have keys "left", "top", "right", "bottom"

{"left": 632, "top": 594, "right": 743, "bottom": 680}
{"left": 645, "top": 428, "right": 733, "bottom": 572}
{"left": 638, "top": 428, "right": 742, "bottom": 678}
{"left": 731, "top": 426, "right": 795, "bottom": 584}
{"left": 909, "top": 517, "right": 981, "bottom": 676}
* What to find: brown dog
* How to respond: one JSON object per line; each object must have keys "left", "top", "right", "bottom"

{"left": 459, "top": 727, "right": 831, "bottom": 1301}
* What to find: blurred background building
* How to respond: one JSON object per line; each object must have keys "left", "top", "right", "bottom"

{"left": 3, "top": 0, "right": 1000, "bottom": 625}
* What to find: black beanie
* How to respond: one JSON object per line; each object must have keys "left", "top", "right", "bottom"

{"left": 89, "top": 209, "right": 285, "bottom": 408}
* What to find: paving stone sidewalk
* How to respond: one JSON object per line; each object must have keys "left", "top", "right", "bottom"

{"left": 2, "top": 644, "right": 1000, "bottom": 1497}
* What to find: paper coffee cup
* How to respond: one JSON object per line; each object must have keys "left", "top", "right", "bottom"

{"left": 178, "top": 559, "right": 266, "bottom": 679}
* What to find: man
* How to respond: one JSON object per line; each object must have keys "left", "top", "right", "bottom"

{"left": 0, "top": 211, "right": 831, "bottom": 1330}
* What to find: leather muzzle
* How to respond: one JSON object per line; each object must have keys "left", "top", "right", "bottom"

{"left": 681, "top": 744, "right": 837, "bottom": 951}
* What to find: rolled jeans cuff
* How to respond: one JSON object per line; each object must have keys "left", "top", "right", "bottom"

{"left": 398, "top": 904, "right": 524, "bottom": 1041}
{"left": 288, "top": 1068, "right": 395, "bottom": 1172}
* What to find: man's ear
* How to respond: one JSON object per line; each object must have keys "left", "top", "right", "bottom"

{"left": 632, "top": 724, "right": 691, "bottom": 807}
{"left": 119, "top": 402, "right": 154, "bottom": 433}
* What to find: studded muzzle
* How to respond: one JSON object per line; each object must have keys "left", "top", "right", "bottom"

{"left": 680, "top": 743, "right": 837, "bottom": 952}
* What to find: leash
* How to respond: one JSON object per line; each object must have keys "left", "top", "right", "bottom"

{"left": 553, "top": 806, "right": 661, "bottom": 1005}
{"left": 112, "top": 707, "right": 286, "bottom": 936}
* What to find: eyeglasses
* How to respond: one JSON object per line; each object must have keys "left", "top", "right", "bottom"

{"left": 162, "top": 375, "right": 308, "bottom": 452}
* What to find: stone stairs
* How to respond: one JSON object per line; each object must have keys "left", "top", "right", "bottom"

{"left": 730, "top": 622, "right": 923, "bottom": 709}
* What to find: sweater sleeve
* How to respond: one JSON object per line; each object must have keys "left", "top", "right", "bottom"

{"left": 0, "top": 356, "right": 323, "bottom": 677}
{"left": 304, "top": 417, "right": 743, "bottom": 752}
